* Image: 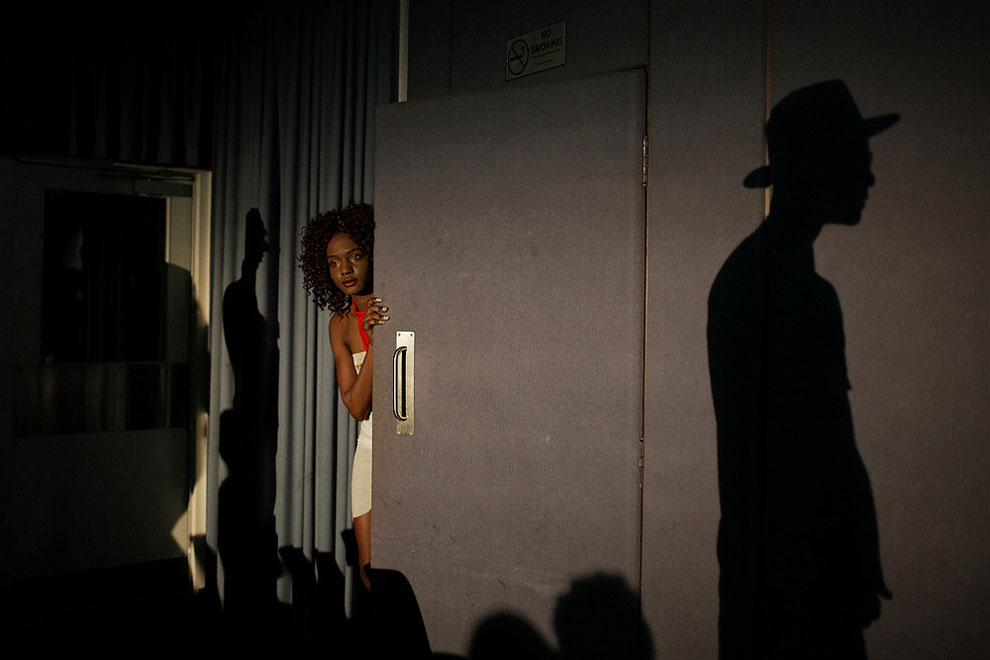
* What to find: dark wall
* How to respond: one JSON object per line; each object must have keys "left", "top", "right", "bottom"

{"left": 1, "top": 0, "right": 214, "bottom": 167}
{"left": 0, "top": 159, "right": 192, "bottom": 582}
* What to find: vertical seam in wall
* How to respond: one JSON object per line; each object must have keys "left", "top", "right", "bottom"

{"left": 638, "top": 0, "right": 652, "bottom": 626}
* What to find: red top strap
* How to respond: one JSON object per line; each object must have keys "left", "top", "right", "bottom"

{"left": 352, "top": 299, "right": 371, "bottom": 352}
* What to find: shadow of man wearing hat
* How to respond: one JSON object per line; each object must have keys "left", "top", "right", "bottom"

{"left": 707, "top": 80, "right": 898, "bottom": 659}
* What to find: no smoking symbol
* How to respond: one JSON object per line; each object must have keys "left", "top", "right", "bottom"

{"left": 507, "top": 39, "right": 529, "bottom": 76}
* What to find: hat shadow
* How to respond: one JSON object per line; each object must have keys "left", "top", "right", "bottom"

{"left": 743, "top": 79, "right": 899, "bottom": 190}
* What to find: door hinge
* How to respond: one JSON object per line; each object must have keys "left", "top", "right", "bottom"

{"left": 642, "top": 135, "right": 649, "bottom": 188}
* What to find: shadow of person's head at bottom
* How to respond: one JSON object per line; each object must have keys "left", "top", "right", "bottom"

{"left": 468, "top": 572, "right": 653, "bottom": 660}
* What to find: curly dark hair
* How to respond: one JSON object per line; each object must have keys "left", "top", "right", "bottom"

{"left": 299, "top": 202, "right": 375, "bottom": 312}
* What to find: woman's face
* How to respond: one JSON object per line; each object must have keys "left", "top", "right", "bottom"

{"left": 326, "top": 232, "right": 372, "bottom": 296}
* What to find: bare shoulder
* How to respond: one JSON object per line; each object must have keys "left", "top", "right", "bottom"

{"left": 329, "top": 310, "right": 353, "bottom": 352}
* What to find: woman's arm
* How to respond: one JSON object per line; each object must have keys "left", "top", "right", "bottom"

{"left": 329, "top": 314, "right": 374, "bottom": 421}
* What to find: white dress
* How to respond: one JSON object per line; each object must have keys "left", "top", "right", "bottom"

{"left": 351, "top": 351, "right": 373, "bottom": 518}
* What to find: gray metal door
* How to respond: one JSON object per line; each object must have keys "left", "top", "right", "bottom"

{"left": 373, "top": 70, "right": 646, "bottom": 655}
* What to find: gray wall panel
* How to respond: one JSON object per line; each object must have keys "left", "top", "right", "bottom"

{"left": 772, "top": 1, "right": 990, "bottom": 658}
{"left": 643, "top": 2, "right": 766, "bottom": 658}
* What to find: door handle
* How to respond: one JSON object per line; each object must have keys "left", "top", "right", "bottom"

{"left": 393, "top": 331, "right": 414, "bottom": 435}
{"left": 392, "top": 345, "right": 407, "bottom": 421}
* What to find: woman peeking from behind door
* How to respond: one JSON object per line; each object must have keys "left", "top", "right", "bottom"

{"left": 299, "top": 202, "right": 389, "bottom": 592}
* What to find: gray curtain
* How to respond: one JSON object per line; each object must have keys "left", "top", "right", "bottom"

{"left": 207, "top": 0, "right": 395, "bottom": 606}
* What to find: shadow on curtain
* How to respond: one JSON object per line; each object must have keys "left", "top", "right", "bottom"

{"left": 207, "top": 0, "right": 396, "bottom": 618}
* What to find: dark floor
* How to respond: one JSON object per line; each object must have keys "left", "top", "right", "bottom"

{"left": 2, "top": 558, "right": 363, "bottom": 659}
{"left": 2, "top": 558, "right": 454, "bottom": 659}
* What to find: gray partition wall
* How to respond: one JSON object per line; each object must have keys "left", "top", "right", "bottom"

{"left": 392, "top": 1, "right": 990, "bottom": 658}
{"left": 644, "top": 1, "right": 990, "bottom": 659}
{"left": 765, "top": 2, "right": 990, "bottom": 658}
{"left": 642, "top": 2, "right": 766, "bottom": 658}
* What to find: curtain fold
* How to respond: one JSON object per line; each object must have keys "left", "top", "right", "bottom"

{"left": 207, "top": 0, "right": 395, "bottom": 607}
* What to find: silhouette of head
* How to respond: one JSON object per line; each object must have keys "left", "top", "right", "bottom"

{"left": 744, "top": 80, "right": 899, "bottom": 225}
{"left": 553, "top": 573, "right": 652, "bottom": 660}
{"left": 245, "top": 208, "right": 269, "bottom": 269}
{"left": 468, "top": 611, "right": 555, "bottom": 660}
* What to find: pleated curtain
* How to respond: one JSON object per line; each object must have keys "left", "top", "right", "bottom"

{"left": 207, "top": 0, "right": 395, "bottom": 606}
{"left": 3, "top": 0, "right": 396, "bottom": 608}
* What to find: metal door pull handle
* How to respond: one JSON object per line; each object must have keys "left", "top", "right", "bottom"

{"left": 393, "top": 345, "right": 408, "bottom": 421}
{"left": 393, "top": 331, "right": 414, "bottom": 434}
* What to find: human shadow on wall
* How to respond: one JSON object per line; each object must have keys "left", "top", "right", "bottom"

{"left": 219, "top": 209, "right": 281, "bottom": 614}
{"left": 707, "top": 80, "right": 898, "bottom": 659}
{"left": 468, "top": 573, "right": 653, "bottom": 660}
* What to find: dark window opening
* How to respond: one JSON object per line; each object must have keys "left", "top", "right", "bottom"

{"left": 41, "top": 190, "right": 167, "bottom": 364}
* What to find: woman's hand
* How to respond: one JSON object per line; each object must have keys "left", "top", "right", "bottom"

{"left": 362, "top": 297, "right": 390, "bottom": 343}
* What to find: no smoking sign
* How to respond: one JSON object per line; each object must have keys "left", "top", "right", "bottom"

{"left": 505, "top": 21, "right": 566, "bottom": 81}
